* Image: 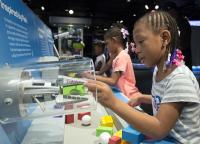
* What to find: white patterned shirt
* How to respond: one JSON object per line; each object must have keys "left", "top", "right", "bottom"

{"left": 152, "top": 65, "right": 200, "bottom": 143}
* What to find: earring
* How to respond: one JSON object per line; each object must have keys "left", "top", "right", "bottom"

{"left": 163, "top": 52, "right": 171, "bottom": 71}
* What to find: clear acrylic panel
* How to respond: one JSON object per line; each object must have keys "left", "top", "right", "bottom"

{"left": 0, "top": 57, "right": 97, "bottom": 124}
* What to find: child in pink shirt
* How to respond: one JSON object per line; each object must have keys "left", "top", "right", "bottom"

{"left": 85, "top": 25, "right": 141, "bottom": 98}
{"left": 113, "top": 50, "right": 139, "bottom": 98}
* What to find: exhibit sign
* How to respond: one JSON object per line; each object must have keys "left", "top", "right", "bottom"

{"left": 0, "top": 0, "right": 54, "bottom": 66}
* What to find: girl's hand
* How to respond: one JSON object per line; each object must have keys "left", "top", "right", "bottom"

{"left": 128, "top": 93, "right": 152, "bottom": 107}
{"left": 128, "top": 97, "right": 140, "bottom": 107}
{"left": 81, "top": 71, "right": 94, "bottom": 79}
{"left": 85, "top": 79, "right": 117, "bottom": 108}
{"left": 128, "top": 94, "right": 143, "bottom": 107}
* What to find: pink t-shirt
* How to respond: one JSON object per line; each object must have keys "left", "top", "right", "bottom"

{"left": 112, "top": 50, "right": 138, "bottom": 98}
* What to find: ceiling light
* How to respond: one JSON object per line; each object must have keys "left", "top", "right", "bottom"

{"left": 120, "top": 20, "right": 123, "bottom": 23}
{"left": 84, "top": 25, "right": 90, "bottom": 29}
{"left": 69, "top": 10, "right": 74, "bottom": 15}
{"left": 155, "top": 5, "right": 159, "bottom": 10}
{"left": 145, "top": 5, "right": 149, "bottom": 10}
{"left": 41, "top": 6, "right": 45, "bottom": 11}
{"left": 126, "top": 0, "right": 131, "bottom": 2}
{"left": 133, "top": 14, "right": 136, "bottom": 17}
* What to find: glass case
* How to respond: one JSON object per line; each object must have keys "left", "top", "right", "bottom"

{"left": 0, "top": 57, "right": 96, "bottom": 124}
{"left": 57, "top": 26, "right": 84, "bottom": 56}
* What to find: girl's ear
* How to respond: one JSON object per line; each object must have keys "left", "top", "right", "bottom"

{"left": 160, "top": 30, "right": 171, "bottom": 47}
{"left": 111, "top": 37, "right": 118, "bottom": 43}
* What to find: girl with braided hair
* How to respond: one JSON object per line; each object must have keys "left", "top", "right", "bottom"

{"left": 85, "top": 11, "right": 200, "bottom": 143}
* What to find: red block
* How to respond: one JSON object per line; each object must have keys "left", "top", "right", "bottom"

{"left": 109, "top": 136, "right": 121, "bottom": 144}
{"left": 78, "top": 112, "right": 91, "bottom": 120}
{"left": 65, "top": 114, "right": 74, "bottom": 124}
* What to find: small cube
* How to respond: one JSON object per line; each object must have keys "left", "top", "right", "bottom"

{"left": 65, "top": 114, "right": 74, "bottom": 124}
{"left": 96, "top": 126, "right": 113, "bottom": 137}
{"left": 100, "top": 115, "right": 114, "bottom": 127}
{"left": 120, "top": 140, "right": 129, "bottom": 144}
{"left": 78, "top": 112, "right": 91, "bottom": 120}
{"left": 122, "top": 125, "right": 144, "bottom": 144}
{"left": 109, "top": 136, "right": 121, "bottom": 144}
{"left": 114, "top": 130, "right": 122, "bottom": 138}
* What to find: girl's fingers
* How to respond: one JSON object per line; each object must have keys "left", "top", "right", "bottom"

{"left": 86, "top": 79, "right": 105, "bottom": 86}
{"left": 84, "top": 82, "right": 98, "bottom": 92}
{"left": 128, "top": 101, "right": 133, "bottom": 106}
{"left": 84, "top": 80, "right": 104, "bottom": 93}
{"left": 85, "top": 80, "right": 107, "bottom": 91}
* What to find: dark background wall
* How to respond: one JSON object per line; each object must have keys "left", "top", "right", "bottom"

{"left": 191, "top": 26, "right": 200, "bottom": 66}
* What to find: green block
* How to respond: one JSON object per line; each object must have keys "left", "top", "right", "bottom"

{"left": 96, "top": 126, "right": 113, "bottom": 137}
{"left": 63, "top": 84, "right": 85, "bottom": 96}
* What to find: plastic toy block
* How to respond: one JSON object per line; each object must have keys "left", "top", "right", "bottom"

{"left": 65, "top": 114, "right": 74, "bottom": 124}
{"left": 109, "top": 136, "right": 121, "bottom": 144}
{"left": 114, "top": 130, "right": 122, "bottom": 138}
{"left": 120, "top": 140, "right": 129, "bottom": 144}
{"left": 122, "top": 125, "right": 144, "bottom": 144}
{"left": 100, "top": 115, "right": 114, "bottom": 127}
{"left": 78, "top": 112, "right": 91, "bottom": 120}
{"left": 96, "top": 126, "right": 114, "bottom": 137}
{"left": 63, "top": 84, "right": 85, "bottom": 96}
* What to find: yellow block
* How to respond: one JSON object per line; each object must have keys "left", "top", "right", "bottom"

{"left": 120, "top": 140, "right": 128, "bottom": 144}
{"left": 114, "top": 130, "right": 122, "bottom": 138}
{"left": 100, "top": 115, "right": 113, "bottom": 127}
{"left": 114, "top": 130, "right": 128, "bottom": 144}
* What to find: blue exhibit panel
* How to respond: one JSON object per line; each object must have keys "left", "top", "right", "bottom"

{"left": 0, "top": 0, "right": 54, "bottom": 66}
{"left": 0, "top": 0, "right": 55, "bottom": 144}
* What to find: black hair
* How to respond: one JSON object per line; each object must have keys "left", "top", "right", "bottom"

{"left": 93, "top": 40, "right": 105, "bottom": 50}
{"left": 134, "top": 10, "right": 180, "bottom": 54}
{"left": 104, "top": 23, "right": 129, "bottom": 48}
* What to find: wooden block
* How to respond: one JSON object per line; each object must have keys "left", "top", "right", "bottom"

{"left": 120, "top": 140, "right": 129, "bottom": 144}
{"left": 65, "top": 114, "right": 74, "bottom": 124}
{"left": 96, "top": 126, "right": 113, "bottom": 137}
{"left": 78, "top": 112, "right": 91, "bottom": 120}
{"left": 114, "top": 130, "right": 122, "bottom": 138}
{"left": 122, "top": 125, "right": 144, "bottom": 144}
{"left": 100, "top": 115, "right": 114, "bottom": 127}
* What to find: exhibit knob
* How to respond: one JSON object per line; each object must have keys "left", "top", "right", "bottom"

{"left": 4, "top": 98, "right": 13, "bottom": 106}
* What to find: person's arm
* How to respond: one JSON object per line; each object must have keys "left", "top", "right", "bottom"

{"left": 113, "top": 98, "right": 182, "bottom": 139}
{"left": 97, "top": 57, "right": 113, "bottom": 75}
{"left": 128, "top": 94, "right": 152, "bottom": 106}
{"left": 97, "top": 53, "right": 116, "bottom": 75}
{"left": 85, "top": 80, "right": 183, "bottom": 140}
{"left": 95, "top": 71, "right": 121, "bottom": 86}
{"left": 141, "top": 94, "right": 152, "bottom": 104}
